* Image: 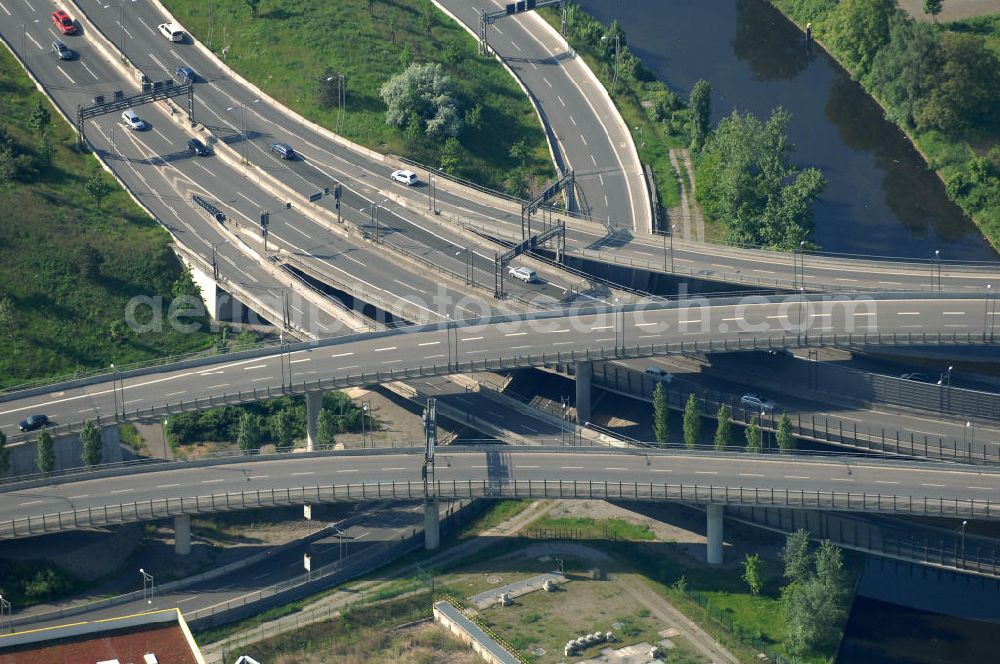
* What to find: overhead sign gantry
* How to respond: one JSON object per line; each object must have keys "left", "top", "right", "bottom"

{"left": 479, "top": 0, "right": 567, "bottom": 55}
{"left": 76, "top": 80, "right": 195, "bottom": 149}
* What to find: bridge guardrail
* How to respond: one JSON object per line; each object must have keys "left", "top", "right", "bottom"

{"left": 3, "top": 478, "right": 998, "bottom": 541}
{"left": 3, "top": 329, "right": 995, "bottom": 447}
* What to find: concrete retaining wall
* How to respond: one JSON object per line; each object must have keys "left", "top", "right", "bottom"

{"left": 2, "top": 426, "right": 122, "bottom": 479}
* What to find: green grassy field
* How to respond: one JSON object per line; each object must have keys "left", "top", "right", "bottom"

{"left": 0, "top": 45, "right": 214, "bottom": 390}
{"left": 162, "top": 0, "right": 554, "bottom": 195}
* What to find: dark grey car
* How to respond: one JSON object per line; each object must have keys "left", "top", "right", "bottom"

{"left": 52, "top": 40, "right": 73, "bottom": 60}
{"left": 270, "top": 142, "right": 295, "bottom": 159}
{"left": 19, "top": 414, "right": 49, "bottom": 432}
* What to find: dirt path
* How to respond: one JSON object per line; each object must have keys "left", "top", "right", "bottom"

{"left": 667, "top": 149, "right": 692, "bottom": 240}
{"left": 680, "top": 148, "right": 706, "bottom": 242}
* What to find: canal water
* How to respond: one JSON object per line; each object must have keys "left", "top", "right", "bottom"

{"left": 577, "top": 0, "right": 999, "bottom": 261}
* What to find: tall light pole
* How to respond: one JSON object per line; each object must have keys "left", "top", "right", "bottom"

{"left": 0, "top": 594, "right": 10, "bottom": 634}
{"left": 634, "top": 125, "right": 644, "bottom": 148}
{"left": 960, "top": 520, "right": 968, "bottom": 565}
{"left": 670, "top": 224, "right": 677, "bottom": 273}
{"left": 211, "top": 239, "right": 229, "bottom": 280}
{"left": 934, "top": 249, "right": 941, "bottom": 291}
{"left": 139, "top": 568, "right": 154, "bottom": 604}
{"left": 985, "top": 283, "right": 993, "bottom": 342}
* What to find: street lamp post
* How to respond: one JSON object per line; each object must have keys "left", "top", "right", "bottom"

{"left": 361, "top": 403, "right": 369, "bottom": 447}
{"left": 960, "top": 520, "right": 968, "bottom": 565}
{"left": 110, "top": 363, "right": 121, "bottom": 421}
{"left": 670, "top": 224, "right": 677, "bottom": 273}
{"left": 985, "top": 283, "right": 993, "bottom": 342}
{"left": 139, "top": 568, "right": 154, "bottom": 604}
{"left": 0, "top": 594, "right": 10, "bottom": 634}
{"left": 934, "top": 249, "right": 941, "bottom": 291}
{"left": 634, "top": 125, "right": 644, "bottom": 148}
{"left": 211, "top": 239, "right": 229, "bottom": 280}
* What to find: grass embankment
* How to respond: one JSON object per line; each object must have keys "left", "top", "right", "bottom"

{"left": 0, "top": 46, "right": 214, "bottom": 389}
{"left": 526, "top": 514, "right": 656, "bottom": 540}
{"left": 770, "top": 1, "right": 1000, "bottom": 253}
{"left": 539, "top": 6, "right": 684, "bottom": 225}
{"left": 162, "top": 0, "right": 554, "bottom": 194}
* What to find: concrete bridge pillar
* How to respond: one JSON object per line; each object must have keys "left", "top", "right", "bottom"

{"left": 424, "top": 497, "right": 440, "bottom": 550}
{"left": 575, "top": 360, "right": 593, "bottom": 425}
{"left": 707, "top": 504, "right": 724, "bottom": 565}
{"left": 174, "top": 514, "right": 192, "bottom": 556}
{"left": 305, "top": 391, "right": 323, "bottom": 452}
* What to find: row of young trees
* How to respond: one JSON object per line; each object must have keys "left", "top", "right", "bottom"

{"left": 652, "top": 383, "right": 795, "bottom": 451}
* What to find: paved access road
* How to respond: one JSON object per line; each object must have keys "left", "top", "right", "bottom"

{"left": 0, "top": 295, "right": 992, "bottom": 440}
{"left": 2, "top": 448, "right": 999, "bottom": 534}
{"left": 12, "top": 501, "right": 427, "bottom": 631}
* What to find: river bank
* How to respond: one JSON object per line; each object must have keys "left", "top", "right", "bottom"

{"left": 577, "top": 0, "right": 998, "bottom": 260}
{"left": 766, "top": 0, "right": 1000, "bottom": 256}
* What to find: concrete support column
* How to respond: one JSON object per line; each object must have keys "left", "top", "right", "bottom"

{"left": 706, "top": 504, "right": 724, "bottom": 565}
{"left": 575, "top": 360, "right": 593, "bottom": 425}
{"left": 305, "top": 391, "right": 323, "bottom": 452}
{"left": 174, "top": 514, "right": 191, "bottom": 556}
{"left": 424, "top": 497, "right": 440, "bottom": 550}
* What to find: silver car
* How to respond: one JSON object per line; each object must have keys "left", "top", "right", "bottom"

{"left": 740, "top": 393, "right": 776, "bottom": 412}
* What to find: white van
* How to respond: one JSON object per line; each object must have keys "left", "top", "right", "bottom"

{"left": 157, "top": 22, "right": 186, "bottom": 42}
{"left": 508, "top": 266, "right": 536, "bottom": 283}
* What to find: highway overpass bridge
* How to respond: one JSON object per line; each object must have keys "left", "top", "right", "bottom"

{"left": 0, "top": 294, "right": 994, "bottom": 444}
{"left": 1, "top": 446, "right": 998, "bottom": 567}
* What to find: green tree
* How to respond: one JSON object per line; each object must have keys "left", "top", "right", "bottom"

{"left": 0, "top": 145, "right": 16, "bottom": 182}
{"left": 171, "top": 265, "right": 203, "bottom": 301}
{"left": 652, "top": 382, "right": 669, "bottom": 446}
{"left": 0, "top": 295, "right": 13, "bottom": 328}
{"left": 776, "top": 412, "right": 795, "bottom": 452}
{"left": 80, "top": 420, "right": 102, "bottom": 467}
{"left": 714, "top": 404, "right": 732, "bottom": 450}
{"left": 683, "top": 393, "right": 700, "bottom": 448}
{"left": 917, "top": 32, "right": 1000, "bottom": 132}
{"left": 922, "top": 0, "right": 943, "bottom": 21}
{"left": 825, "top": 0, "right": 896, "bottom": 76}
{"left": 742, "top": 553, "right": 764, "bottom": 596}
{"left": 0, "top": 430, "right": 9, "bottom": 477}
{"left": 696, "top": 107, "right": 826, "bottom": 250}
{"left": 781, "top": 529, "right": 812, "bottom": 584}
{"left": 388, "top": 14, "right": 398, "bottom": 45}
{"left": 688, "top": 79, "right": 712, "bottom": 152}
{"left": 379, "top": 62, "right": 463, "bottom": 139}
{"left": 270, "top": 410, "right": 296, "bottom": 451}
{"left": 780, "top": 535, "right": 850, "bottom": 655}
{"left": 745, "top": 416, "right": 762, "bottom": 452}
{"left": 36, "top": 429, "right": 55, "bottom": 474}
{"left": 465, "top": 102, "right": 484, "bottom": 131}
{"left": 439, "top": 137, "right": 462, "bottom": 174}
{"left": 867, "top": 17, "right": 941, "bottom": 128}
{"left": 235, "top": 411, "right": 261, "bottom": 454}
{"left": 316, "top": 407, "right": 338, "bottom": 447}
{"left": 36, "top": 130, "right": 53, "bottom": 172}
{"left": 85, "top": 173, "right": 112, "bottom": 209}
{"left": 29, "top": 101, "right": 51, "bottom": 136}
{"left": 509, "top": 139, "right": 529, "bottom": 169}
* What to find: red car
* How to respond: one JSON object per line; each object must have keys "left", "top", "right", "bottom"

{"left": 52, "top": 10, "right": 76, "bottom": 35}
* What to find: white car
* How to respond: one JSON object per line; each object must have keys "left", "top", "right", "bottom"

{"left": 121, "top": 109, "right": 146, "bottom": 130}
{"left": 508, "top": 266, "right": 536, "bottom": 283}
{"left": 391, "top": 169, "right": 418, "bottom": 186}
{"left": 158, "top": 22, "right": 186, "bottom": 42}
